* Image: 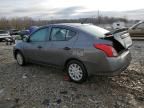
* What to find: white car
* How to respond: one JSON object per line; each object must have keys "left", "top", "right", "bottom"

{"left": 0, "top": 30, "right": 11, "bottom": 42}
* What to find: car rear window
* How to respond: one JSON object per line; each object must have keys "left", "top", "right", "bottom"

{"left": 79, "top": 25, "right": 109, "bottom": 38}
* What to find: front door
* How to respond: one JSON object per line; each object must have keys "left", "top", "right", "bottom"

{"left": 23, "top": 27, "right": 51, "bottom": 63}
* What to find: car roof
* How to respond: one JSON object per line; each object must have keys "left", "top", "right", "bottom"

{"left": 44, "top": 23, "right": 93, "bottom": 29}
{"left": 130, "top": 21, "right": 144, "bottom": 29}
{"left": 0, "top": 30, "right": 7, "bottom": 31}
{"left": 0, "top": 30, "right": 9, "bottom": 32}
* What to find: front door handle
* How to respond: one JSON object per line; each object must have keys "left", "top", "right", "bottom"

{"left": 37, "top": 46, "right": 42, "bottom": 49}
{"left": 64, "top": 47, "right": 71, "bottom": 50}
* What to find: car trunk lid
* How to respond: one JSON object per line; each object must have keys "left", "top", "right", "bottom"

{"left": 104, "top": 29, "right": 132, "bottom": 54}
{"left": 112, "top": 31, "right": 132, "bottom": 49}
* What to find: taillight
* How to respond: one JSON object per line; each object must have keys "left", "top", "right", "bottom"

{"left": 93, "top": 44, "right": 118, "bottom": 57}
{"left": 105, "top": 33, "right": 113, "bottom": 37}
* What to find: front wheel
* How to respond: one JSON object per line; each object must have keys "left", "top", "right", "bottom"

{"left": 66, "top": 60, "right": 88, "bottom": 83}
{"left": 16, "top": 52, "right": 25, "bottom": 66}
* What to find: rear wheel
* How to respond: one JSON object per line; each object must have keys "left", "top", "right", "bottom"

{"left": 16, "top": 52, "right": 25, "bottom": 66}
{"left": 66, "top": 60, "right": 88, "bottom": 83}
{"left": 0, "top": 39, "right": 3, "bottom": 42}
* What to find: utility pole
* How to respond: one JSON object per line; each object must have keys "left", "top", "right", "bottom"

{"left": 98, "top": 10, "right": 101, "bottom": 25}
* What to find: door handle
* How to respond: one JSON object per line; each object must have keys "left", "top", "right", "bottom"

{"left": 64, "top": 47, "right": 71, "bottom": 50}
{"left": 37, "top": 46, "right": 42, "bottom": 49}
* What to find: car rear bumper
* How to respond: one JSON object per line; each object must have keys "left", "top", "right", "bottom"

{"left": 84, "top": 50, "right": 131, "bottom": 76}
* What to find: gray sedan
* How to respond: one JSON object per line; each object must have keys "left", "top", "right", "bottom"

{"left": 13, "top": 23, "right": 132, "bottom": 83}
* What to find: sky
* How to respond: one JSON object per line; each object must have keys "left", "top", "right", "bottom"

{"left": 0, "top": 0, "right": 144, "bottom": 19}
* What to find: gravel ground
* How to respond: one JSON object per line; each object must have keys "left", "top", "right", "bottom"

{"left": 0, "top": 41, "right": 144, "bottom": 108}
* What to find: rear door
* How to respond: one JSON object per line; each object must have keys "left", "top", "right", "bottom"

{"left": 48, "top": 27, "right": 77, "bottom": 66}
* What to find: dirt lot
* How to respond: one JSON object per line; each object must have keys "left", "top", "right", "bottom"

{"left": 0, "top": 41, "right": 144, "bottom": 108}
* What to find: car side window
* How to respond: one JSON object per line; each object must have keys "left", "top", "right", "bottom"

{"left": 137, "top": 23, "right": 144, "bottom": 29}
{"left": 66, "top": 30, "right": 76, "bottom": 40}
{"left": 51, "top": 27, "right": 76, "bottom": 41}
{"left": 51, "top": 28, "right": 67, "bottom": 41}
{"left": 30, "top": 28, "right": 48, "bottom": 42}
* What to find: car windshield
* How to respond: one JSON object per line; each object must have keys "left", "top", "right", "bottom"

{"left": 79, "top": 25, "right": 109, "bottom": 38}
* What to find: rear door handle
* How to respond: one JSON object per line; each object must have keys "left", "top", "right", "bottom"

{"left": 37, "top": 46, "right": 42, "bottom": 49}
{"left": 64, "top": 47, "right": 71, "bottom": 50}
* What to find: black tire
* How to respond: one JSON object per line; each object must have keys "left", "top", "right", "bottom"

{"left": 66, "top": 60, "right": 88, "bottom": 83}
{"left": 16, "top": 52, "right": 25, "bottom": 66}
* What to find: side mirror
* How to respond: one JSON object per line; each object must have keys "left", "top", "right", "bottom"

{"left": 23, "top": 35, "right": 30, "bottom": 42}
